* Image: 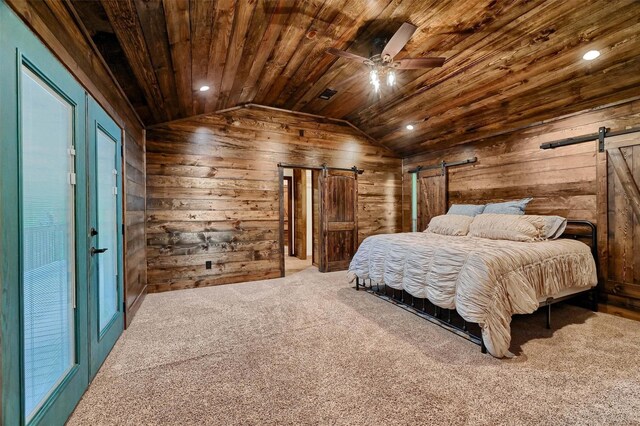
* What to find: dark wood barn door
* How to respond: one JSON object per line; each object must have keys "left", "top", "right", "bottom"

{"left": 319, "top": 169, "right": 358, "bottom": 272}
{"left": 418, "top": 170, "right": 448, "bottom": 232}
{"left": 601, "top": 132, "right": 640, "bottom": 319}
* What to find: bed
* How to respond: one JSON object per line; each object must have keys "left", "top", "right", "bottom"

{"left": 347, "top": 219, "right": 598, "bottom": 358}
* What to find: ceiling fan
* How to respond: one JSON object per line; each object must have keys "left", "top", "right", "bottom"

{"left": 326, "top": 22, "right": 445, "bottom": 92}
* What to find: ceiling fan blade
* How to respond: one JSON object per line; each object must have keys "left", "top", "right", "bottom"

{"left": 326, "top": 47, "right": 371, "bottom": 64}
{"left": 391, "top": 57, "right": 446, "bottom": 69}
{"left": 381, "top": 22, "right": 417, "bottom": 61}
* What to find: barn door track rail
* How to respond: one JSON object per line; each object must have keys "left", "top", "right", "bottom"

{"left": 540, "top": 125, "right": 640, "bottom": 152}
{"left": 277, "top": 163, "right": 364, "bottom": 174}
{"left": 407, "top": 157, "right": 477, "bottom": 174}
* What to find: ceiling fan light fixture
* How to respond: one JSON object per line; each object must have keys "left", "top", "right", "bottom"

{"left": 387, "top": 70, "right": 396, "bottom": 86}
{"left": 199, "top": 85, "right": 210, "bottom": 92}
{"left": 370, "top": 69, "right": 380, "bottom": 92}
{"left": 406, "top": 124, "right": 414, "bottom": 130}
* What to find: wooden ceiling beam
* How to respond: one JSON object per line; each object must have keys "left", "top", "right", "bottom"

{"left": 134, "top": 0, "right": 179, "bottom": 119}
{"left": 236, "top": 0, "right": 292, "bottom": 105}
{"left": 100, "top": 0, "right": 169, "bottom": 123}
{"left": 203, "top": 0, "right": 235, "bottom": 113}
{"left": 189, "top": 0, "right": 215, "bottom": 115}
{"left": 216, "top": 0, "right": 257, "bottom": 110}
{"left": 252, "top": 1, "right": 327, "bottom": 105}
{"left": 162, "top": 0, "right": 192, "bottom": 118}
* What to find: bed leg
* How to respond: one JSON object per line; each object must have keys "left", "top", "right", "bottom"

{"left": 591, "top": 288, "right": 598, "bottom": 312}
{"left": 356, "top": 277, "right": 360, "bottom": 291}
{"left": 480, "top": 338, "right": 487, "bottom": 354}
{"left": 546, "top": 304, "right": 552, "bottom": 329}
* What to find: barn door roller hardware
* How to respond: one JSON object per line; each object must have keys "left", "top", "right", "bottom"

{"left": 407, "top": 157, "right": 477, "bottom": 174}
{"left": 277, "top": 162, "right": 364, "bottom": 174}
{"left": 540, "top": 126, "right": 640, "bottom": 152}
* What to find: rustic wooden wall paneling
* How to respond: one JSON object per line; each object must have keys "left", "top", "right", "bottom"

{"left": 402, "top": 97, "right": 640, "bottom": 319}
{"left": 146, "top": 106, "right": 401, "bottom": 292}
{"left": 6, "top": 0, "right": 148, "bottom": 326}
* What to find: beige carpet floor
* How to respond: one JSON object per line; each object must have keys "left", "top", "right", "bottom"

{"left": 285, "top": 255, "right": 313, "bottom": 276}
{"left": 69, "top": 268, "right": 640, "bottom": 425}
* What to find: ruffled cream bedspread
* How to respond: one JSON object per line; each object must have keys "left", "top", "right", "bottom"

{"left": 347, "top": 233, "right": 597, "bottom": 358}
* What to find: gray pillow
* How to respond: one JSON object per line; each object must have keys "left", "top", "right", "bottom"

{"left": 447, "top": 204, "right": 485, "bottom": 217}
{"left": 483, "top": 198, "right": 533, "bottom": 215}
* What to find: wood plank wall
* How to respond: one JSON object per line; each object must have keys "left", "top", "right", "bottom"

{"left": 402, "top": 98, "right": 640, "bottom": 318}
{"left": 6, "top": 0, "right": 148, "bottom": 326}
{"left": 146, "top": 106, "right": 401, "bottom": 293}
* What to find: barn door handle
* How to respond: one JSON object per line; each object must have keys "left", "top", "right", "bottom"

{"left": 90, "top": 247, "right": 108, "bottom": 256}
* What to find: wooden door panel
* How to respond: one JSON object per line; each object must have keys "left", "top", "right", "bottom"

{"left": 319, "top": 169, "right": 358, "bottom": 272}
{"left": 603, "top": 133, "right": 640, "bottom": 318}
{"left": 327, "top": 231, "right": 355, "bottom": 262}
{"left": 418, "top": 171, "right": 447, "bottom": 232}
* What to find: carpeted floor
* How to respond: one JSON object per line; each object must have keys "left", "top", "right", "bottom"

{"left": 69, "top": 268, "right": 640, "bottom": 425}
{"left": 285, "top": 255, "right": 313, "bottom": 275}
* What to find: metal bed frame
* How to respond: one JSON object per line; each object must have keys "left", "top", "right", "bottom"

{"left": 354, "top": 220, "right": 599, "bottom": 354}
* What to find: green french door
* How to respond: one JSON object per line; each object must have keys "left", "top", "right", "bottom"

{"left": 87, "top": 98, "right": 124, "bottom": 379}
{"left": 1, "top": 1, "right": 124, "bottom": 424}
{"left": 18, "top": 56, "right": 89, "bottom": 426}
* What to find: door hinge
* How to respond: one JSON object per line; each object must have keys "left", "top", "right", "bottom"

{"left": 113, "top": 187, "right": 118, "bottom": 195}
{"left": 68, "top": 147, "right": 76, "bottom": 156}
{"left": 69, "top": 172, "right": 77, "bottom": 185}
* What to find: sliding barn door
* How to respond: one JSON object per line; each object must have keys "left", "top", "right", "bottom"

{"left": 417, "top": 170, "right": 448, "bottom": 232}
{"left": 319, "top": 169, "right": 358, "bottom": 272}
{"left": 602, "top": 132, "right": 640, "bottom": 319}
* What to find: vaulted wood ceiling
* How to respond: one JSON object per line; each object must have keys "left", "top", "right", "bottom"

{"left": 69, "top": 0, "right": 640, "bottom": 156}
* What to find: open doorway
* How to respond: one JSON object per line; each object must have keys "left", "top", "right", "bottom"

{"left": 282, "top": 168, "right": 315, "bottom": 276}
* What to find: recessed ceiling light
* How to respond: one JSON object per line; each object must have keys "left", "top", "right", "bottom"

{"left": 406, "top": 124, "right": 414, "bottom": 130}
{"left": 199, "top": 85, "right": 210, "bottom": 92}
{"left": 583, "top": 50, "right": 600, "bottom": 61}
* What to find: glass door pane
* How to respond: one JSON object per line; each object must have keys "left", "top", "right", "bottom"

{"left": 96, "top": 129, "right": 118, "bottom": 332}
{"left": 21, "top": 66, "right": 76, "bottom": 421}
{"left": 88, "top": 97, "right": 123, "bottom": 379}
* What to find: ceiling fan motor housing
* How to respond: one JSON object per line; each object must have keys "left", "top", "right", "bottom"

{"left": 371, "top": 37, "right": 390, "bottom": 62}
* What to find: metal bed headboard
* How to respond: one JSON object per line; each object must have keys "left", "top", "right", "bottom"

{"left": 560, "top": 220, "right": 597, "bottom": 262}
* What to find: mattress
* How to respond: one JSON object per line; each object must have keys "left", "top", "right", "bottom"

{"left": 347, "top": 232, "right": 597, "bottom": 358}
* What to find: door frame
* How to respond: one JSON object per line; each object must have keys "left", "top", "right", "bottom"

{"left": 283, "top": 176, "right": 293, "bottom": 256}
{"left": 278, "top": 165, "right": 316, "bottom": 276}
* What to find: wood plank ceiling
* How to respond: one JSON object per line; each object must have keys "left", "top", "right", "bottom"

{"left": 69, "top": 0, "right": 640, "bottom": 156}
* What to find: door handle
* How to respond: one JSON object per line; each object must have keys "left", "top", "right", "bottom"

{"left": 91, "top": 247, "right": 108, "bottom": 256}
